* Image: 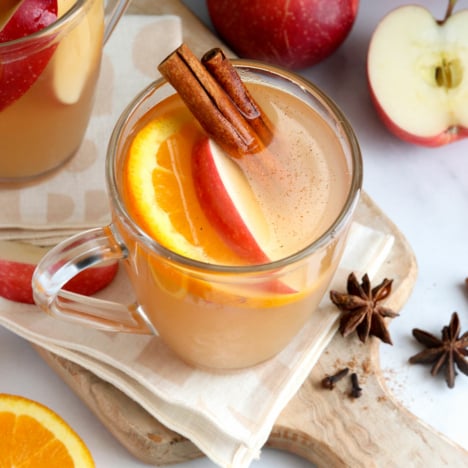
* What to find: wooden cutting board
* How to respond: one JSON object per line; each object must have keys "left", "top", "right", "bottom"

{"left": 36, "top": 1, "right": 467, "bottom": 466}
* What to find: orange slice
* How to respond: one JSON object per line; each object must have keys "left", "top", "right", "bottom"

{"left": 124, "top": 99, "right": 245, "bottom": 265}
{"left": 0, "top": 393, "right": 94, "bottom": 467}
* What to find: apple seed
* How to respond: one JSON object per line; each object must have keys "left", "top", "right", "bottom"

{"left": 435, "top": 57, "right": 462, "bottom": 89}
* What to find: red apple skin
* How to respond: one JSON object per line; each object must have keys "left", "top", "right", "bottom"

{"left": 0, "top": 260, "right": 119, "bottom": 304}
{"left": 0, "top": 0, "right": 58, "bottom": 111}
{"left": 192, "top": 138, "right": 269, "bottom": 264}
{"left": 207, "top": 0, "right": 359, "bottom": 69}
{"left": 192, "top": 138, "right": 296, "bottom": 293}
{"left": 0, "top": 261, "right": 38, "bottom": 304}
{"left": 367, "top": 80, "right": 468, "bottom": 147}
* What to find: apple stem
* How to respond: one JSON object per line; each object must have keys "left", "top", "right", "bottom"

{"left": 439, "top": 0, "right": 457, "bottom": 24}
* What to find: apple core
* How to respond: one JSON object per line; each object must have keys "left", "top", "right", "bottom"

{"left": 435, "top": 58, "right": 462, "bottom": 89}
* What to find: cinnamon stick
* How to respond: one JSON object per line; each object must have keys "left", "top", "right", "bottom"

{"left": 158, "top": 44, "right": 264, "bottom": 158}
{"left": 201, "top": 48, "right": 273, "bottom": 146}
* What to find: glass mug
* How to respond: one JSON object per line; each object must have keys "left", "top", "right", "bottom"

{"left": 0, "top": 0, "right": 130, "bottom": 182}
{"left": 32, "top": 62, "right": 363, "bottom": 369}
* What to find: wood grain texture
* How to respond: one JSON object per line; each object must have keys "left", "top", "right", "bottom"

{"left": 35, "top": 1, "right": 468, "bottom": 466}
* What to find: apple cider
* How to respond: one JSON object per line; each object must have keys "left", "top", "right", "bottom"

{"left": 115, "top": 70, "right": 356, "bottom": 369}
{"left": 0, "top": 0, "right": 104, "bottom": 181}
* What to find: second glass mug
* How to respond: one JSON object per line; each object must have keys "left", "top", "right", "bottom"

{"left": 0, "top": 0, "right": 131, "bottom": 182}
{"left": 32, "top": 62, "right": 363, "bottom": 370}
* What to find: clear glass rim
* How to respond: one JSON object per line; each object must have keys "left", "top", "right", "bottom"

{"left": 107, "top": 60, "right": 363, "bottom": 274}
{"left": 0, "top": 0, "right": 87, "bottom": 49}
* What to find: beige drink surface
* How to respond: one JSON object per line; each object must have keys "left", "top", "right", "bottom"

{"left": 240, "top": 82, "right": 352, "bottom": 260}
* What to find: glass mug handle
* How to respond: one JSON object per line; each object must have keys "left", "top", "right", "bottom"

{"left": 32, "top": 227, "right": 153, "bottom": 335}
{"left": 103, "top": 0, "right": 132, "bottom": 43}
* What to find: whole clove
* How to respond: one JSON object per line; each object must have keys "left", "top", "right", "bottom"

{"left": 349, "top": 372, "right": 362, "bottom": 398}
{"left": 321, "top": 367, "right": 349, "bottom": 390}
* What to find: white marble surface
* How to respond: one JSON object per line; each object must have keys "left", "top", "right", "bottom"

{"left": 1, "top": 0, "right": 467, "bottom": 466}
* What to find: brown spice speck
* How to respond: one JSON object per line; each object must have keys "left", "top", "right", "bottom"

{"left": 361, "top": 357, "right": 372, "bottom": 375}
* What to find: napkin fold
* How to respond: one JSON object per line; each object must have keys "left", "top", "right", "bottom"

{"left": 0, "top": 14, "right": 183, "bottom": 245}
{"left": 0, "top": 222, "right": 394, "bottom": 467}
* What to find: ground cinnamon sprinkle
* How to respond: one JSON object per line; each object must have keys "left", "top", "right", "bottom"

{"left": 361, "top": 357, "right": 371, "bottom": 375}
{"left": 346, "top": 357, "right": 358, "bottom": 369}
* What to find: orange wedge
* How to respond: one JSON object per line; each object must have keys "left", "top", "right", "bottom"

{"left": 123, "top": 97, "right": 245, "bottom": 265}
{"left": 0, "top": 393, "right": 94, "bottom": 467}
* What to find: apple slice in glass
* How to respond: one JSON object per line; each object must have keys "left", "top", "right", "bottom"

{"left": 0, "top": 241, "right": 118, "bottom": 304}
{"left": 0, "top": 0, "right": 58, "bottom": 111}
{"left": 51, "top": 0, "right": 103, "bottom": 104}
{"left": 192, "top": 138, "right": 296, "bottom": 294}
{"left": 192, "top": 138, "right": 272, "bottom": 265}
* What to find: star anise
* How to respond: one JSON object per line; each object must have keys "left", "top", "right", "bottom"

{"left": 409, "top": 312, "right": 468, "bottom": 388}
{"left": 330, "top": 273, "right": 398, "bottom": 344}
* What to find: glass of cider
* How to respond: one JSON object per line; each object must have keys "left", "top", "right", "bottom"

{"left": 33, "top": 61, "right": 362, "bottom": 370}
{"left": 0, "top": 0, "right": 130, "bottom": 182}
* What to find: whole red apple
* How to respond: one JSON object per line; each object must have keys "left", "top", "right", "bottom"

{"left": 367, "top": 0, "right": 468, "bottom": 146}
{"left": 207, "top": 0, "right": 359, "bottom": 69}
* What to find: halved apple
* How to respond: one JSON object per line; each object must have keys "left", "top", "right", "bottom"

{"left": 192, "top": 137, "right": 272, "bottom": 264}
{"left": 0, "top": 240, "right": 118, "bottom": 304}
{"left": 0, "top": 0, "right": 58, "bottom": 111}
{"left": 51, "top": 0, "right": 103, "bottom": 104}
{"left": 367, "top": 3, "right": 468, "bottom": 146}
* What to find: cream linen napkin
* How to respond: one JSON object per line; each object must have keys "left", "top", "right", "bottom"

{"left": 0, "top": 222, "right": 394, "bottom": 468}
{"left": 0, "top": 14, "right": 183, "bottom": 245}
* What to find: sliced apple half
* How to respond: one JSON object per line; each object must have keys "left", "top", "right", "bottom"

{"left": 52, "top": 0, "right": 103, "bottom": 104}
{"left": 367, "top": 5, "right": 468, "bottom": 146}
{"left": 0, "top": 240, "right": 118, "bottom": 304}
{"left": 192, "top": 137, "right": 272, "bottom": 265}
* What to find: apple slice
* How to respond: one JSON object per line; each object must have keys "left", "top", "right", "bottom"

{"left": 367, "top": 4, "right": 468, "bottom": 146}
{"left": 192, "top": 137, "right": 271, "bottom": 264}
{"left": 0, "top": 240, "right": 118, "bottom": 304}
{"left": 192, "top": 138, "right": 297, "bottom": 295}
{"left": 51, "top": 0, "right": 102, "bottom": 104}
{"left": 0, "top": 0, "right": 58, "bottom": 111}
